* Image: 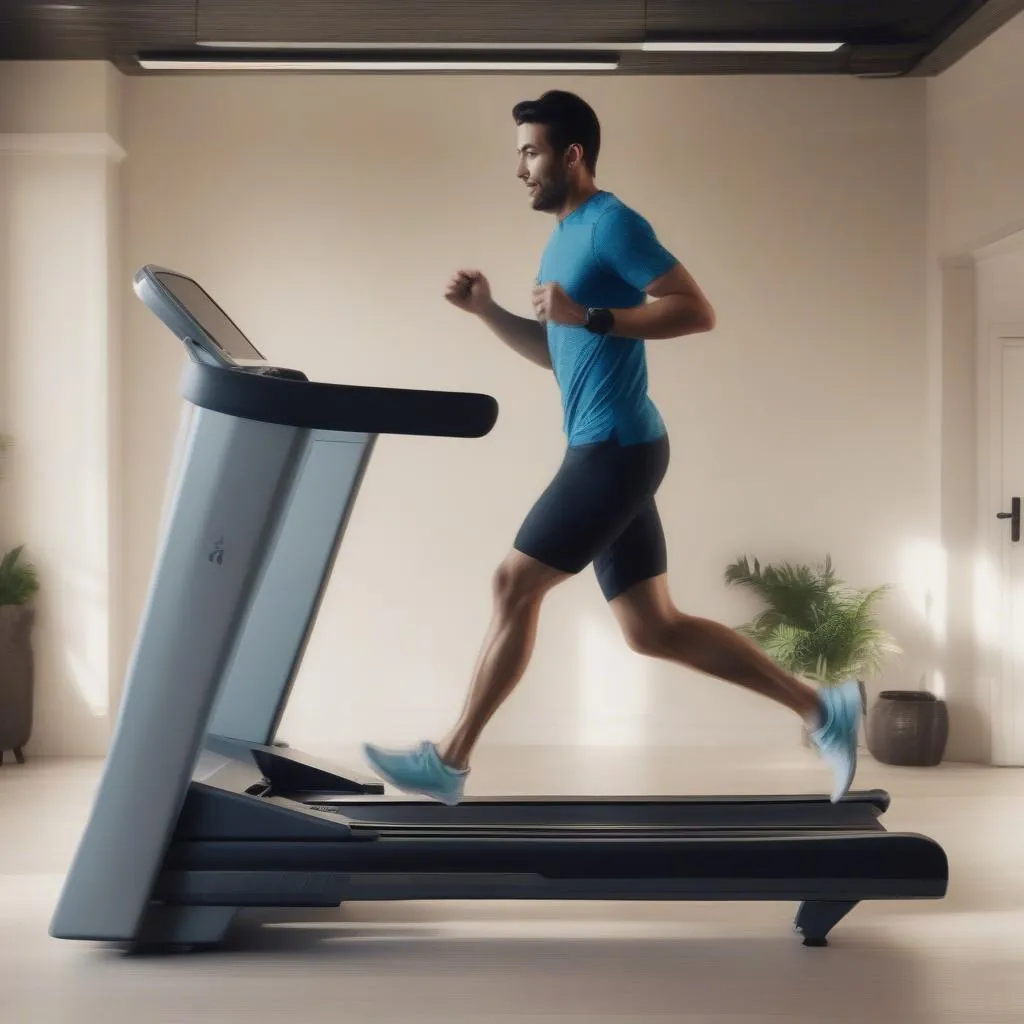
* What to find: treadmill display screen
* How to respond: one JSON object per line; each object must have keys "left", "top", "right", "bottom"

{"left": 154, "top": 271, "right": 265, "bottom": 364}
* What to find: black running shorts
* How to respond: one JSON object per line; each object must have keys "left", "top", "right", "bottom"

{"left": 513, "top": 434, "right": 670, "bottom": 601}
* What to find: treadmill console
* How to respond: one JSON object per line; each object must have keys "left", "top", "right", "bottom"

{"left": 134, "top": 265, "right": 269, "bottom": 370}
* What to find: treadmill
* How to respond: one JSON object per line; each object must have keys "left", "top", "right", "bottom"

{"left": 49, "top": 266, "right": 948, "bottom": 951}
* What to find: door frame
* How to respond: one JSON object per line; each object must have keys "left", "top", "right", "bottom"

{"left": 979, "top": 322, "right": 1024, "bottom": 765}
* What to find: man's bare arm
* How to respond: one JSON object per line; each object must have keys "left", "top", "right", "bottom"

{"left": 478, "top": 300, "right": 552, "bottom": 369}
{"left": 610, "top": 262, "right": 716, "bottom": 340}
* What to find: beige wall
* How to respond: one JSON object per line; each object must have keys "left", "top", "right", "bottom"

{"left": 0, "top": 62, "right": 124, "bottom": 756}
{"left": 926, "top": 10, "right": 1024, "bottom": 761}
{"left": 119, "top": 73, "right": 929, "bottom": 758}
{"left": 0, "top": 143, "right": 9, "bottom": 550}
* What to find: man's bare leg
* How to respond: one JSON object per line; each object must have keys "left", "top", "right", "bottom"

{"left": 438, "top": 550, "right": 569, "bottom": 769}
{"left": 362, "top": 550, "right": 567, "bottom": 803}
{"left": 608, "top": 574, "right": 820, "bottom": 719}
{"left": 608, "top": 574, "right": 862, "bottom": 801}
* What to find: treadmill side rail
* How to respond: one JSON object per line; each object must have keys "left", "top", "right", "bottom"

{"left": 161, "top": 831, "right": 950, "bottom": 884}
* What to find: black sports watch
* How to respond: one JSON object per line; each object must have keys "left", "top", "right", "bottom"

{"left": 584, "top": 306, "right": 614, "bottom": 334}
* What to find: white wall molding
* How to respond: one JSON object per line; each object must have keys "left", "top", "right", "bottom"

{"left": 0, "top": 132, "right": 125, "bottom": 162}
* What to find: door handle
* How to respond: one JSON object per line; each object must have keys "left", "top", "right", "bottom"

{"left": 997, "top": 496, "right": 1021, "bottom": 542}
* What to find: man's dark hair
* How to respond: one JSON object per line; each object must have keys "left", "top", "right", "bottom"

{"left": 512, "top": 90, "right": 601, "bottom": 175}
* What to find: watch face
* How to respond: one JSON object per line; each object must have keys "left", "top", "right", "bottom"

{"left": 588, "top": 308, "right": 613, "bottom": 333}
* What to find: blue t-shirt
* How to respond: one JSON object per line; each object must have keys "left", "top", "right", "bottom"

{"left": 537, "top": 191, "right": 678, "bottom": 447}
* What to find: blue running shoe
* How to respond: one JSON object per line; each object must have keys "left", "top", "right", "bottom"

{"left": 809, "top": 680, "right": 862, "bottom": 803}
{"left": 363, "top": 740, "right": 468, "bottom": 806}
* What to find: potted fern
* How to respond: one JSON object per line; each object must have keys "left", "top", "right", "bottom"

{"left": 723, "top": 554, "right": 901, "bottom": 745}
{"left": 0, "top": 435, "right": 39, "bottom": 765}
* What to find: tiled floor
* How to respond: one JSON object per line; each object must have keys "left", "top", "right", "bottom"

{"left": 1, "top": 745, "right": 1022, "bottom": 1023}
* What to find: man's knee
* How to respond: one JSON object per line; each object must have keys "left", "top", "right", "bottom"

{"left": 621, "top": 611, "right": 685, "bottom": 659}
{"left": 492, "top": 553, "right": 562, "bottom": 614}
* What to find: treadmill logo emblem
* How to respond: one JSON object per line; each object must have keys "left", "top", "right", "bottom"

{"left": 209, "top": 537, "right": 225, "bottom": 566}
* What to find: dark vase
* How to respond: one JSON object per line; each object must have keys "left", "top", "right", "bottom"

{"left": 867, "top": 690, "right": 948, "bottom": 767}
{"left": 0, "top": 604, "right": 34, "bottom": 764}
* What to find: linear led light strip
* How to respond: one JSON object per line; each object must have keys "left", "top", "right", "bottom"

{"left": 644, "top": 41, "right": 843, "bottom": 52}
{"left": 138, "top": 58, "right": 621, "bottom": 71}
{"left": 197, "top": 41, "right": 846, "bottom": 53}
{"left": 140, "top": 39, "right": 844, "bottom": 70}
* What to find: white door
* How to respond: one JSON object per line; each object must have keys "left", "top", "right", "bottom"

{"left": 988, "top": 326, "right": 1024, "bottom": 765}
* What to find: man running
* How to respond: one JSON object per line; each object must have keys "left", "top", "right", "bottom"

{"left": 364, "top": 90, "right": 861, "bottom": 805}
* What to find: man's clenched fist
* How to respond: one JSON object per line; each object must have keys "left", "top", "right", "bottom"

{"left": 532, "top": 282, "right": 586, "bottom": 326}
{"left": 445, "top": 270, "right": 492, "bottom": 315}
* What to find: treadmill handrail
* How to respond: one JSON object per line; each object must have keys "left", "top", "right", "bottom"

{"left": 180, "top": 360, "right": 499, "bottom": 438}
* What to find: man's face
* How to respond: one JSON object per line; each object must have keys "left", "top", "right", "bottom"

{"left": 516, "top": 122, "right": 571, "bottom": 213}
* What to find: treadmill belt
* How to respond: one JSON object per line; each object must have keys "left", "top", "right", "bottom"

{"left": 340, "top": 823, "right": 881, "bottom": 840}
{"left": 304, "top": 794, "right": 887, "bottom": 833}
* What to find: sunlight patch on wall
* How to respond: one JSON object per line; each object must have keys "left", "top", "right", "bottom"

{"left": 58, "top": 560, "right": 110, "bottom": 716}
{"left": 575, "top": 614, "right": 653, "bottom": 747}
{"left": 972, "top": 551, "right": 1001, "bottom": 652}
{"left": 898, "top": 537, "right": 949, "bottom": 645}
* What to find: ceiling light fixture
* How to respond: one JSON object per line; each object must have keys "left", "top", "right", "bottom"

{"left": 196, "top": 41, "right": 847, "bottom": 55}
{"left": 138, "top": 59, "right": 619, "bottom": 71}
{"left": 642, "top": 41, "right": 844, "bottom": 53}
{"left": 197, "top": 41, "right": 629, "bottom": 51}
{"left": 137, "top": 50, "right": 620, "bottom": 72}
